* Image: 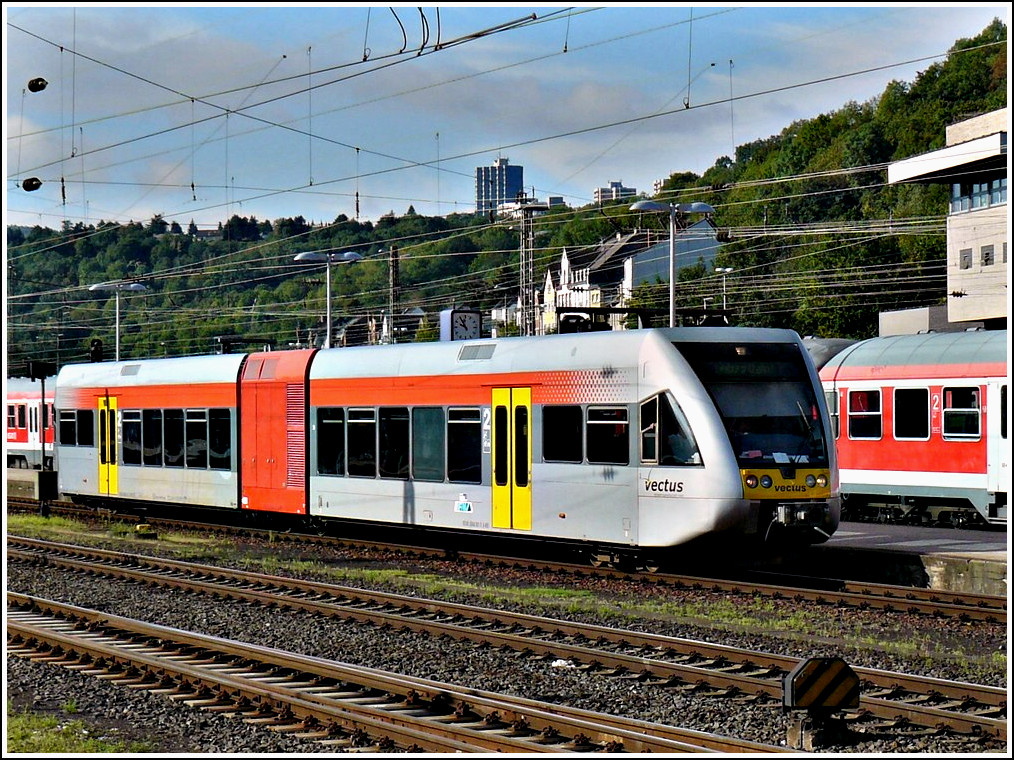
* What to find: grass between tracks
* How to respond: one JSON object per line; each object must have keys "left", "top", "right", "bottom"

{"left": 6, "top": 700, "right": 155, "bottom": 753}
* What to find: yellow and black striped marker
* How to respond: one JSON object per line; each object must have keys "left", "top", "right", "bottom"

{"left": 783, "top": 657, "right": 859, "bottom": 710}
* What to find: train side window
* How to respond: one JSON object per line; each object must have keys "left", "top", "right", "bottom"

{"left": 163, "top": 409, "right": 185, "bottom": 467}
{"left": 58, "top": 410, "right": 77, "bottom": 445}
{"left": 412, "top": 407, "right": 445, "bottom": 482}
{"left": 6, "top": 404, "right": 14, "bottom": 430}
{"left": 77, "top": 410, "right": 94, "bottom": 446}
{"left": 1002, "top": 386, "right": 1008, "bottom": 439}
{"left": 143, "top": 409, "right": 163, "bottom": 466}
{"left": 185, "top": 409, "right": 208, "bottom": 468}
{"left": 347, "top": 408, "right": 377, "bottom": 478}
{"left": 587, "top": 406, "right": 629, "bottom": 465}
{"left": 543, "top": 405, "right": 583, "bottom": 463}
{"left": 824, "top": 391, "right": 839, "bottom": 438}
{"left": 122, "top": 410, "right": 142, "bottom": 465}
{"left": 209, "top": 409, "right": 231, "bottom": 470}
{"left": 448, "top": 407, "right": 481, "bottom": 484}
{"left": 893, "top": 388, "right": 929, "bottom": 440}
{"left": 379, "top": 407, "right": 410, "bottom": 479}
{"left": 316, "top": 407, "right": 345, "bottom": 476}
{"left": 942, "top": 387, "right": 980, "bottom": 439}
{"left": 847, "top": 390, "right": 881, "bottom": 439}
{"left": 17, "top": 404, "right": 27, "bottom": 429}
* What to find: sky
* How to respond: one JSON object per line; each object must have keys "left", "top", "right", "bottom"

{"left": 4, "top": 3, "right": 1009, "bottom": 232}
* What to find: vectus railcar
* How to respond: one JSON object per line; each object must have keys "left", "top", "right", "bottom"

{"left": 53, "top": 327, "right": 839, "bottom": 566}
{"left": 814, "top": 329, "right": 1008, "bottom": 527}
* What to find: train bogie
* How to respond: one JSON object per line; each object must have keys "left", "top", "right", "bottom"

{"left": 49, "top": 327, "right": 839, "bottom": 558}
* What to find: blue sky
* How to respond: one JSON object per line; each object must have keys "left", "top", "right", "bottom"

{"left": 4, "top": 3, "right": 1008, "bottom": 231}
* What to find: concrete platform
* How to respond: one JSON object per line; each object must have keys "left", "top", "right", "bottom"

{"left": 787, "top": 522, "right": 1008, "bottom": 596}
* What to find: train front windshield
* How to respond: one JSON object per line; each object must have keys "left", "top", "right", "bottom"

{"left": 675, "top": 341, "right": 829, "bottom": 467}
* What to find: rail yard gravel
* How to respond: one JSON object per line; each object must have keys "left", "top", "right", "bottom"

{"left": 5, "top": 537, "right": 1007, "bottom": 754}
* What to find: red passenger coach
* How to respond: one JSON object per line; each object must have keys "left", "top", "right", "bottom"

{"left": 6, "top": 376, "right": 56, "bottom": 469}
{"left": 818, "top": 330, "right": 1008, "bottom": 526}
{"left": 239, "top": 349, "right": 315, "bottom": 514}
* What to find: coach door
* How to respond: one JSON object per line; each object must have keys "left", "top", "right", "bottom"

{"left": 491, "top": 387, "right": 532, "bottom": 531}
{"left": 98, "top": 395, "right": 118, "bottom": 495}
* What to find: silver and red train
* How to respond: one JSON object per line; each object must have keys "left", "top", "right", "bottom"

{"left": 11, "top": 328, "right": 840, "bottom": 563}
{"left": 5, "top": 376, "right": 55, "bottom": 470}
{"left": 811, "top": 329, "right": 1008, "bottom": 527}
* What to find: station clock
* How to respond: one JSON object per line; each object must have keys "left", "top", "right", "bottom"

{"left": 439, "top": 308, "right": 481, "bottom": 341}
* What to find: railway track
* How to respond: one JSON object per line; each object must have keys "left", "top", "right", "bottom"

{"left": 8, "top": 535, "right": 1006, "bottom": 744}
{"left": 8, "top": 497, "right": 1007, "bottom": 623}
{"left": 7, "top": 592, "right": 785, "bottom": 753}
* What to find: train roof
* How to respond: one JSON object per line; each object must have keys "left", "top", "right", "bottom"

{"left": 55, "top": 353, "right": 247, "bottom": 390}
{"left": 819, "top": 329, "right": 1008, "bottom": 377}
{"left": 309, "top": 327, "right": 808, "bottom": 379}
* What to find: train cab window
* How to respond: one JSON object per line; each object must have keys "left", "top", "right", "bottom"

{"left": 847, "top": 390, "right": 881, "bottom": 439}
{"left": 447, "top": 407, "right": 481, "bottom": 484}
{"left": 379, "top": 407, "right": 410, "bottom": 479}
{"left": 122, "top": 410, "right": 142, "bottom": 465}
{"left": 412, "top": 407, "right": 445, "bottom": 482}
{"left": 543, "top": 405, "right": 583, "bottom": 463}
{"left": 316, "top": 407, "right": 346, "bottom": 476}
{"left": 587, "top": 406, "right": 629, "bottom": 465}
{"left": 893, "top": 388, "right": 929, "bottom": 440}
{"left": 143, "top": 409, "right": 163, "bottom": 466}
{"left": 942, "top": 387, "right": 980, "bottom": 439}
{"left": 640, "top": 395, "right": 700, "bottom": 466}
{"left": 163, "top": 409, "right": 185, "bottom": 467}
{"left": 347, "top": 408, "right": 377, "bottom": 478}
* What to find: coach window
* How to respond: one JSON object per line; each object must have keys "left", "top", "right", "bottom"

{"left": 17, "top": 404, "right": 26, "bottom": 429}
{"left": 543, "top": 405, "right": 583, "bottom": 463}
{"left": 587, "top": 406, "right": 629, "bottom": 465}
{"left": 347, "top": 408, "right": 377, "bottom": 478}
{"left": 412, "top": 407, "right": 445, "bottom": 482}
{"left": 58, "top": 410, "right": 77, "bottom": 445}
{"left": 848, "top": 390, "right": 881, "bottom": 439}
{"left": 825, "top": 391, "right": 840, "bottom": 438}
{"left": 7, "top": 404, "right": 15, "bottom": 430}
{"left": 185, "top": 409, "right": 208, "bottom": 468}
{"left": 942, "top": 387, "right": 980, "bottom": 439}
{"left": 143, "top": 409, "right": 163, "bottom": 466}
{"left": 76, "top": 409, "right": 94, "bottom": 446}
{"left": 379, "top": 407, "right": 410, "bottom": 479}
{"left": 316, "top": 407, "right": 345, "bottom": 476}
{"left": 208, "top": 409, "right": 231, "bottom": 470}
{"left": 893, "top": 388, "right": 929, "bottom": 440}
{"left": 122, "top": 410, "right": 142, "bottom": 465}
{"left": 1002, "top": 386, "right": 1008, "bottom": 440}
{"left": 447, "top": 407, "right": 481, "bottom": 484}
{"left": 163, "top": 409, "right": 185, "bottom": 467}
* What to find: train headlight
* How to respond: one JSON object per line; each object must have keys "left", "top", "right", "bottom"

{"left": 816, "top": 474, "right": 828, "bottom": 488}
{"left": 760, "top": 475, "right": 773, "bottom": 489}
{"left": 805, "top": 474, "right": 817, "bottom": 488}
{"left": 745, "top": 474, "right": 758, "bottom": 488}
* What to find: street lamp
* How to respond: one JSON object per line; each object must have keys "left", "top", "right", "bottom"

{"left": 88, "top": 281, "right": 148, "bottom": 361}
{"left": 630, "top": 200, "right": 715, "bottom": 327}
{"left": 715, "top": 267, "right": 733, "bottom": 310}
{"left": 293, "top": 250, "right": 363, "bottom": 348}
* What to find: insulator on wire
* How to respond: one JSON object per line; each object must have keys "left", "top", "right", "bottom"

{"left": 28, "top": 77, "right": 48, "bottom": 92}
{"left": 22, "top": 177, "right": 42, "bottom": 192}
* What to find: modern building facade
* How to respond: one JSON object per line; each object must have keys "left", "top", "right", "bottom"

{"left": 475, "top": 157, "right": 524, "bottom": 216}
{"left": 593, "top": 180, "right": 636, "bottom": 205}
{"left": 887, "top": 107, "right": 1007, "bottom": 329}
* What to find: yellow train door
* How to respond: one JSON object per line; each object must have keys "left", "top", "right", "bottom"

{"left": 491, "top": 387, "right": 532, "bottom": 531}
{"left": 98, "top": 395, "right": 118, "bottom": 495}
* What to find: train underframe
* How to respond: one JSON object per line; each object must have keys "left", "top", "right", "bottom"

{"left": 839, "top": 491, "right": 1005, "bottom": 529}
